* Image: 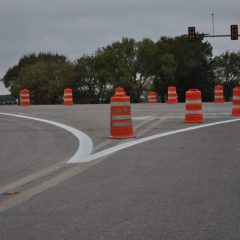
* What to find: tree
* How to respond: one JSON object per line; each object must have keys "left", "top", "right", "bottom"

{"left": 153, "top": 38, "right": 176, "bottom": 102}
{"left": 2, "top": 53, "right": 68, "bottom": 89}
{"left": 168, "top": 36, "right": 214, "bottom": 101}
{"left": 152, "top": 36, "right": 214, "bottom": 102}
{"left": 1, "top": 36, "right": 216, "bottom": 104}
{"left": 73, "top": 55, "right": 101, "bottom": 104}
{"left": 10, "top": 60, "right": 74, "bottom": 104}
{"left": 95, "top": 38, "right": 156, "bottom": 102}
{"left": 213, "top": 51, "right": 240, "bottom": 101}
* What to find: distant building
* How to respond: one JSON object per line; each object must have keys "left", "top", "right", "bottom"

{"left": 0, "top": 95, "right": 17, "bottom": 105}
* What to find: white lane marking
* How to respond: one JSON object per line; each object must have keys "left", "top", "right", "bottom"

{"left": 69, "top": 118, "right": 240, "bottom": 163}
{"left": 0, "top": 113, "right": 93, "bottom": 163}
{"left": 132, "top": 116, "right": 157, "bottom": 121}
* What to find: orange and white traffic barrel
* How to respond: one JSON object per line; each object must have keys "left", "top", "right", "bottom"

{"left": 110, "top": 87, "right": 135, "bottom": 138}
{"left": 231, "top": 86, "right": 240, "bottom": 116}
{"left": 184, "top": 89, "right": 204, "bottom": 123}
{"left": 167, "top": 86, "right": 178, "bottom": 104}
{"left": 64, "top": 88, "right": 73, "bottom": 105}
{"left": 214, "top": 85, "right": 224, "bottom": 103}
{"left": 148, "top": 91, "right": 157, "bottom": 103}
{"left": 20, "top": 89, "right": 30, "bottom": 106}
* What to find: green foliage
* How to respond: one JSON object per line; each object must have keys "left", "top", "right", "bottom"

{"left": 2, "top": 53, "right": 67, "bottom": 89}
{"left": 73, "top": 55, "right": 104, "bottom": 103}
{"left": 152, "top": 38, "right": 176, "bottom": 102}
{"left": 92, "top": 38, "right": 156, "bottom": 102}
{"left": 152, "top": 36, "right": 214, "bottom": 102}
{"left": 10, "top": 58, "right": 74, "bottom": 104}
{"left": 3, "top": 36, "right": 238, "bottom": 104}
{"left": 213, "top": 51, "right": 240, "bottom": 101}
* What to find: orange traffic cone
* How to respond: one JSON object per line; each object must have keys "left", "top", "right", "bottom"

{"left": 110, "top": 87, "right": 135, "bottom": 138}
{"left": 148, "top": 91, "right": 157, "bottom": 103}
{"left": 64, "top": 88, "right": 73, "bottom": 105}
{"left": 214, "top": 85, "right": 224, "bottom": 103}
{"left": 184, "top": 89, "right": 204, "bottom": 123}
{"left": 167, "top": 86, "right": 178, "bottom": 104}
{"left": 232, "top": 86, "right": 240, "bottom": 116}
{"left": 20, "top": 89, "right": 30, "bottom": 106}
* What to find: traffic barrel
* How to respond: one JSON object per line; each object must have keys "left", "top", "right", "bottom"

{"left": 148, "top": 91, "right": 157, "bottom": 103}
{"left": 20, "top": 89, "right": 30, "bottom": 106}
{"left": 214, "top": 85, "right": 224, "bottom": 103}
{"left": 231, "top": 86, "right": 240, "bottom": 116}
{"left": 110, "top": 87, "right": 135, "bottom": 138}
{"left": 184, "top": 89, "right": 204, "bottom": 123}
{"left": 64, "top": 88, "right": 73, "bottom": 105}
{"left": 167, "top": 86, "right": 178, "bottom": 104}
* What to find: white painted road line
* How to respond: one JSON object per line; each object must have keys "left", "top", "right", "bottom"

{"left": 132, "top": 116, "right": 158, "bottom": 121}
{"left": 69, "top": 118, "right": 240, "bottom": 163}
{"left": 1, "top": 112, "right": 239, "bottom": 165}
{"left": 0, "top": 115, "right": 239, "bottom": 213}
{"left": 0, "top": 113, "right": 93, "bottom": 163}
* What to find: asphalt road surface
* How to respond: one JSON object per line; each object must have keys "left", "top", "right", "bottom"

{"left": 0, "top": 103, "right": 240, "bottom": 240}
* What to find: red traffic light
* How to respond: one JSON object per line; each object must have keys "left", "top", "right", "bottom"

{"left": 231, "top": 25, "right": 238, "bottom": 40}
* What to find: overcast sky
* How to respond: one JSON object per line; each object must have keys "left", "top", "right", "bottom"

{"left": 0, "top": 0, "right": 240, "bottom": 93}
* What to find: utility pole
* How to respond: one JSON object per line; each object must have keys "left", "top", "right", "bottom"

{"left": 211, "top": 12, "right": 215, "bottom": 38}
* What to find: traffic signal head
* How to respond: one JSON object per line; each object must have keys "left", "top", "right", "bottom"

{"left": 231, "top": 25, "right": 238, "bottom": 40}
{"left": 188, "top": 27, "right": 196, "bottom": 42}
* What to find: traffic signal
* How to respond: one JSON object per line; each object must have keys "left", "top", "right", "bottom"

{"left": 188, "top": 27, "right": 196, "bottom": 42}
{"left": 231, "top": 25, "right": 238, "bottom": 40}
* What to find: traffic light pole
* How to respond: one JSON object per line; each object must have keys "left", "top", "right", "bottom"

{"left": 188, "top": 24, "right": 239, "bottom": 41}
{"left": 188, "top": 10, "right": 239, "bottom": 42}
{"left": 201, "top": 34, "right": 239, "bottom": 38}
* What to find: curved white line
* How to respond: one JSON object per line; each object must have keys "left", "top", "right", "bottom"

{"left": 0, "top": 112, "right": 93, "bottom": 163}
{"left": 70, "top": 117, "right": 240, "bottom": 163}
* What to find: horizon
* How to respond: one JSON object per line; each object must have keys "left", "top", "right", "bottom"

{"left": 1, "top": 0, "right": 239, "bottom": 94}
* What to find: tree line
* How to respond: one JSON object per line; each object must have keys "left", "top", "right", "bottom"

{"left": 1, "top": 36, "right": 240, "bottom": 104}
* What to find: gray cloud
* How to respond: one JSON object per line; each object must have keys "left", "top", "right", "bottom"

{"left": 0, "top": 0, "right": 240, "bottom": 89}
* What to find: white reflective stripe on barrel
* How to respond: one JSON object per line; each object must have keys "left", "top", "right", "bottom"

{"left": 64, "top": 98, "right": 72, "bottom": 100}
{"left": 215, "top": 90, "right": 223, "bottom": 93}
{"left": 168, "top": 96, "right": 177, "bottom": 99}
{"left": 64, "top": 94, "right": 72, "bottom": 96}
{"left": 186, "top": 100, "right": 202, "bottom": 103}
{"left": 112, "top": 115, "right": 131, "bottom": 120}
{"left": 215, "top": 96, "right": 223, "bottom": 98}
{"left": 185, "top": 110, "right": 202, "bottom": 114}
{"left": 168, "top": 91, "right": 176, "bottom": 94}
{"left": 20, "top": 94, "right": 29, "bottom": 97}
{"left": 21, "top": 99, "right": 30, "bottom": 102}
{"left": 112, "top": 121, "right": 132, "bottom": 127}
{"left": 233, "top": 96, "right": 240, "bottom": 100}
{"left": 111, "top": 101, "right": 130, "bottom": 106}
{"left": 232, "top": 105, "right": 240, "bottom": 108}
